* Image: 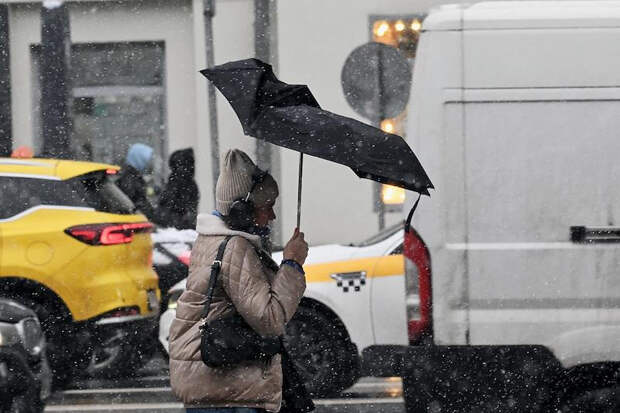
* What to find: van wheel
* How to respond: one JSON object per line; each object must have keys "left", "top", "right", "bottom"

{"left": 284, "top": 305, "right": 360, "bottom": 397}
{"left": 559, "top": 387, "right": 620, "bottom": 413}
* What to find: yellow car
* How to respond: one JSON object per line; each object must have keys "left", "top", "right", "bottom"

{"left": 0, "top": 157, "right": 160, "bottom": 385}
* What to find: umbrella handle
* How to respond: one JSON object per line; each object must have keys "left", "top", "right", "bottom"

{"left": 297, "top": 153, "right": 303, "bottom": 229}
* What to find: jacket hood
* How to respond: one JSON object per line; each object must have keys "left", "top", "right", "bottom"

{"left": 169, "top": 148, "right": 195, "bottom": 177}
{"left": 126, "top": 143, "right": 154, "bottom": 172}
{"left": 195, "top": 213, "right": 262, "bottom": 250}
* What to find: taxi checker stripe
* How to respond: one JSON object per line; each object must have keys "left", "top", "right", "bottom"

{"left": 304, "top": 255, "right": 404, "bottom": 284}
{"left": 331, "top": 271, "right": 366, "bottom": 293}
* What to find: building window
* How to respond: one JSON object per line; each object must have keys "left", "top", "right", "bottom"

{"left": 31, "top": 41, "right": 167, "bottom": 186}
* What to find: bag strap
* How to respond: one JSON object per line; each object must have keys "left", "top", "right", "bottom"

{"left": 201, "top": 235, "right": 234, "bottom": 320}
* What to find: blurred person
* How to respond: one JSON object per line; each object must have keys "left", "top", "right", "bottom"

{"left": 154, "top": 148, "right": 199, "bottom": 229}
{"left": 168, "top": 149, "right": 309, "bottom": 413}
{"left": 117, "top": 143, "right": 156, "bottom": 220}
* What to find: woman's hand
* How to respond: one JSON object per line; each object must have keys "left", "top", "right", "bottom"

{"left": 283, "top": 228, "right": 309, "bottom": 266}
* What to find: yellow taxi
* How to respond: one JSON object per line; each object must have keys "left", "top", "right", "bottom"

{"left": 0, "top": 157, "right": 160, "bottom": 385}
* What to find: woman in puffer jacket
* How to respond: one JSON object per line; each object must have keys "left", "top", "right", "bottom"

{"left": 169, "top": 149, "right": 309, "bottom": 413}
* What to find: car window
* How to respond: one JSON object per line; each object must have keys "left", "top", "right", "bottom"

{"left": 0, "top": 176, "right": 87, "bottom": 219}
{"left": 75, "top": 172, "right": 135, "bottom": 215}
{"left": 351, "top": 222, "right": 402, "bottom": 247}
{"left": 390, "top": 243, "right": 404, "bottom": 255}
{"left": 0, "top": 172, "right": 135, "bottom": 219}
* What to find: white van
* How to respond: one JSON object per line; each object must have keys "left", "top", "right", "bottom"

{"left": 386, "top": 2, "right": 620, "bottom": 411}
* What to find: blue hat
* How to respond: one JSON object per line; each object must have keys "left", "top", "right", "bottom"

{"left": 126, "top": 143, "right": 154, "bottom": 172}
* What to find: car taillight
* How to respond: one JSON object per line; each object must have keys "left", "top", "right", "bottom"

{"left": 178, "top": 250, "right": 191, "bottom": 266}
{"left": 404, "top": 226, "right": 432, "bottom": 344}
{"left": 66, "top": 222, "right": 153, "bottom": 245}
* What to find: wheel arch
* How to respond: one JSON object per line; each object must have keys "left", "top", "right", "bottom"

{"left": 547, "top": 325, "right": 620, "bottom": 369}
{"left": 299, "top": 297, "right": 354, "bottom": 344}
{"left": 0, "top": 277, "right": 72, "bottom": 322}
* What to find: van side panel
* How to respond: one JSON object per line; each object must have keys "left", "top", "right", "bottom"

{"left": 458, "top": 27, "right": 620, "bottom": 365}
{"left": 461, "top": 95, "right": 620, "bottom": 366}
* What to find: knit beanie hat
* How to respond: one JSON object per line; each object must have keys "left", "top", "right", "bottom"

{"left": 216, "top": 149, "right": 279, "bottom": 215}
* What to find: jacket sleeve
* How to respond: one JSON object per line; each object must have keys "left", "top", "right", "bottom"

{"left": 222, "top": 237, "right": 306, "bottom": 337}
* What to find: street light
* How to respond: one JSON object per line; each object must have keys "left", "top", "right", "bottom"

{"left": 374, "top": 20, "right": 390, "bottom": 38}
{"left": 381, "top": 119, "right": 395, "bottom": 134}
{"left": 381, "top": 184, "right": 405, "bottom": 205}
{"left": 411, "top": 19, "right": 422, "bottom": 32}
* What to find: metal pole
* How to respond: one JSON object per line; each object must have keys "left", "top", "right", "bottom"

{"left": 296, "top": 153, "right": 303, "bottom": 229}
{"left": 40, "top": 0, "right": 72, "bottom": 159}
{"left": 254, "top": 0, "right": 283, "bottom": 244}
{"left": 376, "top": 46, "right": 386, "bottom": 230}
{"left": 0, "top": 5, "right": 12, "bottom": 157}
{"left": 254, "top": 0, "right": 272, "bottom": 171}
{"left": 204, "top": 0, "right": 219, "bottom": 205}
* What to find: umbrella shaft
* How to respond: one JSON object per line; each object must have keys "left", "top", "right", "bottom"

{"left": 297, "top": 153, "right": 303, "bottom": 229}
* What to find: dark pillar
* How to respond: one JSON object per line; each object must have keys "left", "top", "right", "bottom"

{"left": 40, "top": 1, "right": 72, "bottom": 159}
{"left": 0, "top": 5, "right": 12, "bottom": 157}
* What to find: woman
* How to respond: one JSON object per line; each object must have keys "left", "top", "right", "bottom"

{"left": 169, "top": 149, "right": 309, "bottom": 413}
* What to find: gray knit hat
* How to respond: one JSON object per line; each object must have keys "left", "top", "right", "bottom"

{"left": 216, "top": 149, "right": 279, "bottom": 215}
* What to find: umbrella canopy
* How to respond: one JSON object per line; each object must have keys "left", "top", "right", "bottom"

{"left": 200, "top": 58, "right": 433, "bottom": 196}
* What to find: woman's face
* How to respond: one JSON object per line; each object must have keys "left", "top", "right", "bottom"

{"left": 254, "top": 201, "right": 276, "bottom": 227}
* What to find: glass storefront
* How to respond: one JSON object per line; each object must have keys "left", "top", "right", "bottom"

{"left": 31, "top": 41, "right": 167, "bottom": 186}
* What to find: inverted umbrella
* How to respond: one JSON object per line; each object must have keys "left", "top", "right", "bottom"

{"left": 200, "top": 58, "right": 433, "bottom": 227}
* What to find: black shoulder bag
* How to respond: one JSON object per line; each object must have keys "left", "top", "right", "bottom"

{"left": 199, "top": 236, "right": 281, "bottom": 368}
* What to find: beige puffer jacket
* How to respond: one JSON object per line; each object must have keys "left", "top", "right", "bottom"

{"left": 169, "top": 214, "right": 306, "bottom": 412}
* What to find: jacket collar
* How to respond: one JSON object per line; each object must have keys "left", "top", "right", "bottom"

{"left": 195, "top": 213, "right": 263, "bottom": 250}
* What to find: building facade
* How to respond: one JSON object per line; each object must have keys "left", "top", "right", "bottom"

{"left": 4, "top": 0, "right": 471, "bottom": 245}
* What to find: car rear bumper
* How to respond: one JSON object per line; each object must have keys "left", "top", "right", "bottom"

{"left": 90, "top": 309, "right": 158, "bottom": 336}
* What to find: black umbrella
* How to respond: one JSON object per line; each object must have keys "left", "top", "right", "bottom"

{"left": 200, "top": 58, "right": 433, "bottom": 226}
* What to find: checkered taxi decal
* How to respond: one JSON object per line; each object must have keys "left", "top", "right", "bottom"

{"left": 330, "top": 271, "right": 367, "bottom": 292}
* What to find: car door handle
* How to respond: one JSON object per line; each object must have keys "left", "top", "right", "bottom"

{"left": 570, "top": 226, "right": 620, "bottom": 243}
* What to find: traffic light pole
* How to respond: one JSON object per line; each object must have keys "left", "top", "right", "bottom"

{"left": 254, "top": 0, "right": 282, "bottom": 244}
{"left": 204, "top": 0, "right": 220, "bottom": 204}
{"left": 254, "top": 0, "right": 273, "bottom": 172}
